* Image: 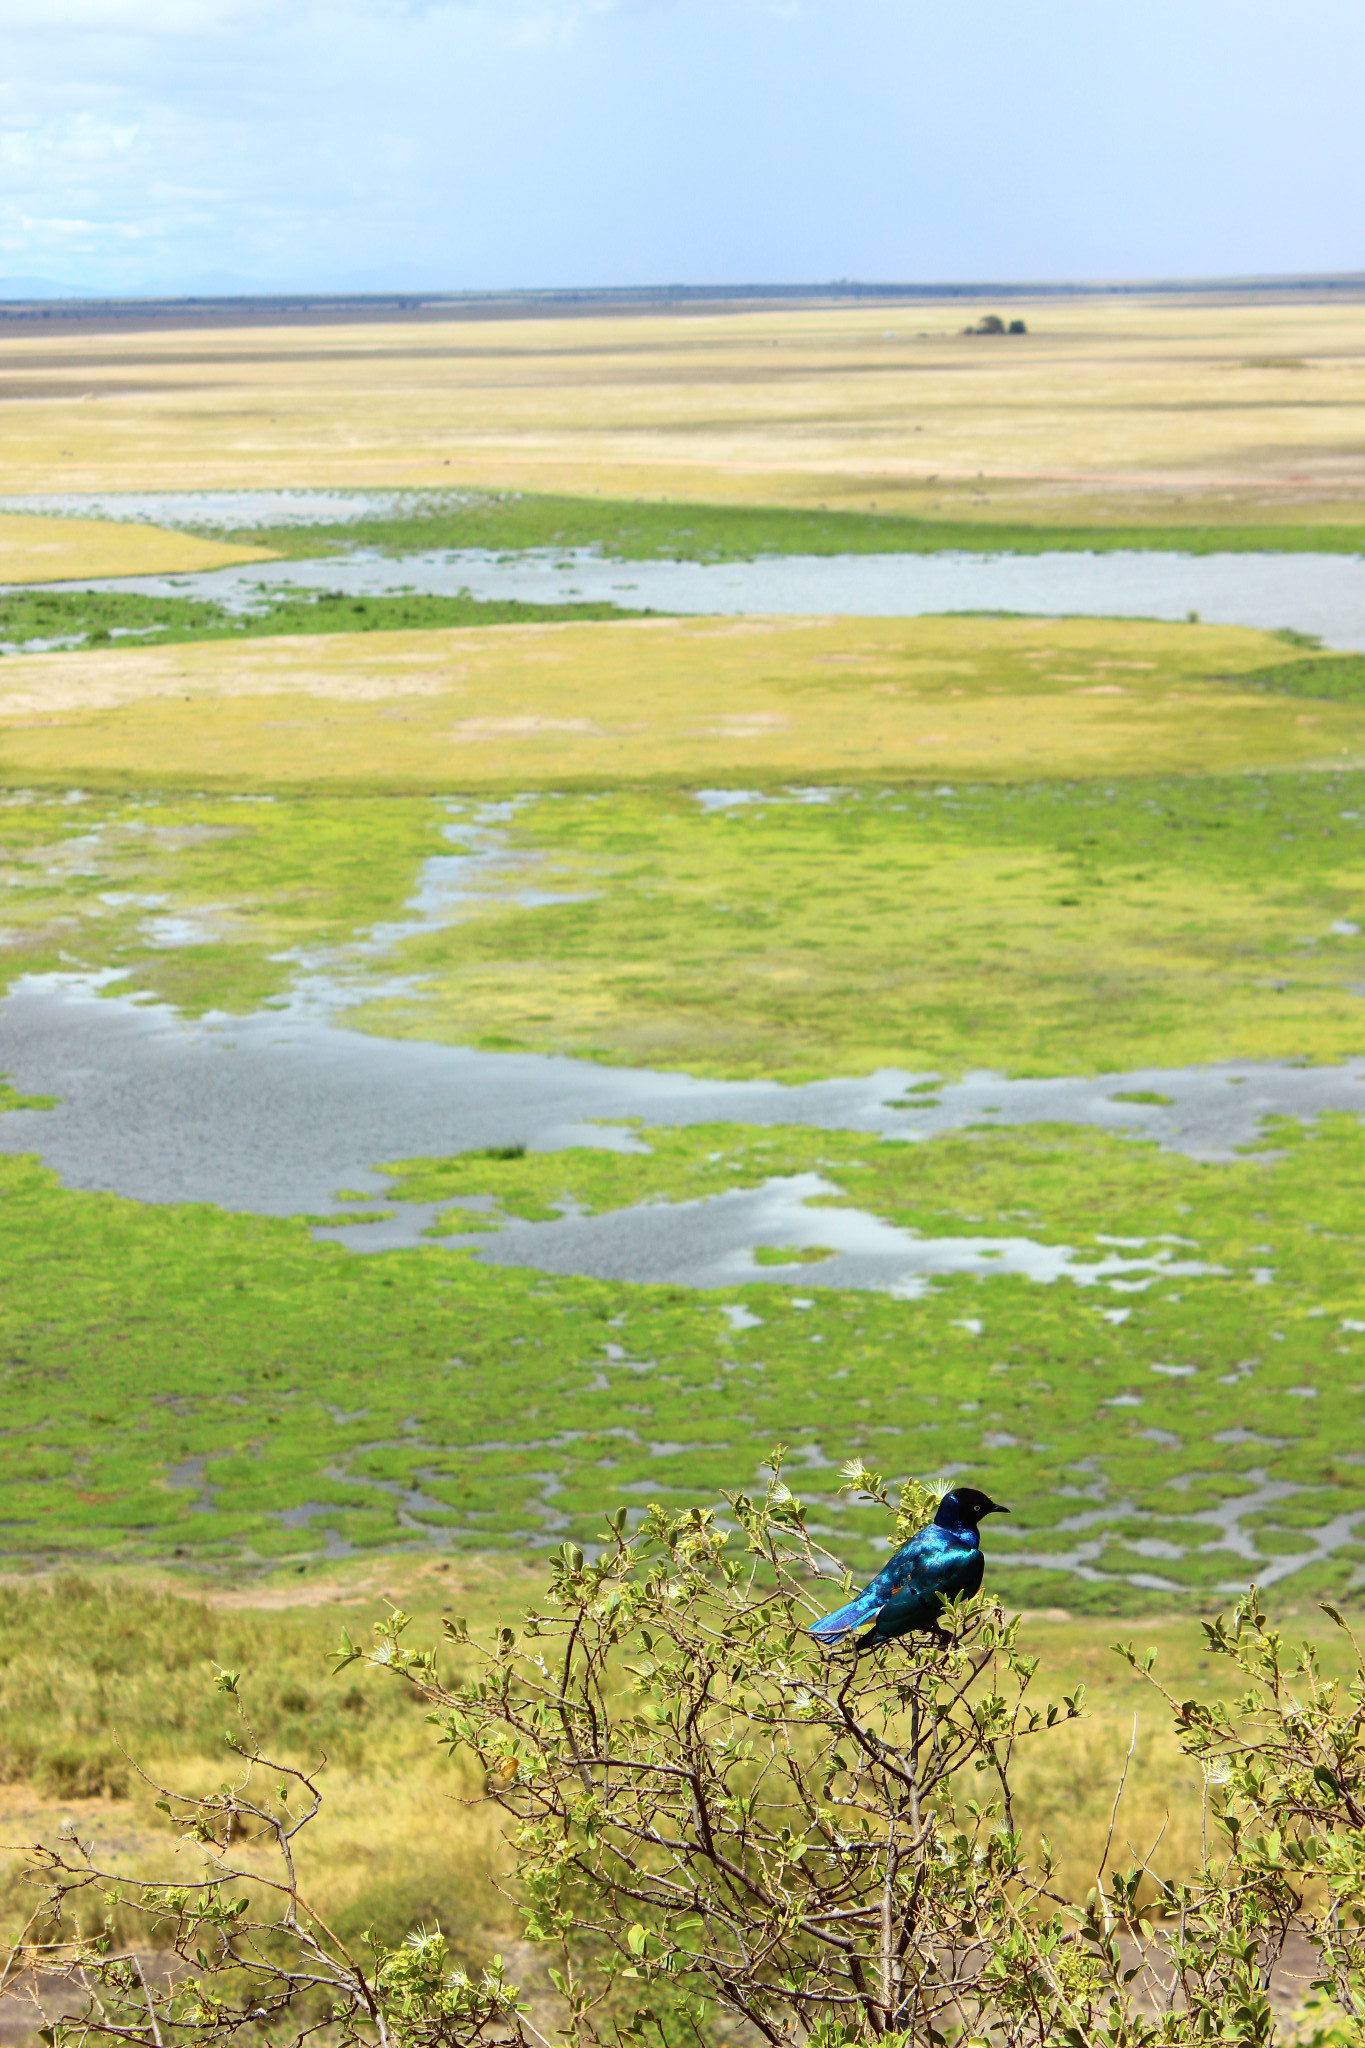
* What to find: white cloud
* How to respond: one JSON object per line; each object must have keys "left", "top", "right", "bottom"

{"left": 504, "top": 3, "right": 618, "bottom": 48}
{"left": 0, "top": 0, "right": 642, "bottom": 27}
{"left": 0, "top": 0, "right": 1362, "bottom": 296}
{"left": 0, "top": 0, "right": 241, "bottom": 26}
{"left": 1, "top": 116, "right": 143, "bottom": 167}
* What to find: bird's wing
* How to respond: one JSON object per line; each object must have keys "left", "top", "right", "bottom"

{"left": 864, "top": 1583, "right": 939, "bottom": 1640}
{"left": 811, "top": 1528, "right": 983, "bottom": 1643}
{"left": 809, "top": 1530, "right": 933, "bottom": 1640}
{"left": 910, "top": 1534, "right": 982, "bottom": 1605}
{"left": 809, "top": 1586, "right": 883, "bottom": 1641}
{"left": 874, "top": 1530, "right": 933, "bottom": 1597}
{"left": 864, "top": 1540, "right": 984, "bottom": 1640}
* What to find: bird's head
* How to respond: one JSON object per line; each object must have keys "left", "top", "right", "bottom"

{"left": 933, "top": 1486, "right": 1009, "bottom": 1532}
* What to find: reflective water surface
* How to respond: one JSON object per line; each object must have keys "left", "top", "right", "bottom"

{"left": 1, "top": 490, "right": 1362, "bottom": 646}
{"left": 5, "top": 544, "right": 1363, "bottom": 649}
{"left": 3, "top": 974, "right": 1364, "bottom": 1288}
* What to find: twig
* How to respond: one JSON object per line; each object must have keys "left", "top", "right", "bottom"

{"left": 1096, "top": 1713, "right": 1138, "bottom": 1933}
{"left": 133, "top": 1952, "right": 164, "bottom": 2048}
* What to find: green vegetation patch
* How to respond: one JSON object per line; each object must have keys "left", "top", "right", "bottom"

{"left": 0, "top": 586, "right": 633, "bottom": 655}
{"left": 1231, "top": 653, "right": 1365, "bottom": 701}
{"left": 198, "top": 489, "right": 1365, "bottom": 563}
{"left": 4, "top": 1111, "right": 1365, "bottom": 1608}
{"left": 0, "top": 1080, "right": 55, "bottom": 1113}
{"left": 0, "top": 788, "right": 455, "bottom": 1016}
{"left": 347, "top": 772, "right": 1365, "bottom": 1079}
{"left": 8, "top": 769, "right": 1365, "bottom": 1073}
{"left": 751, "top": 1243, "right": 836, "bottom": 1266}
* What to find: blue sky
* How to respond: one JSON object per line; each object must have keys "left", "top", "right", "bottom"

{"left": 1, "top": 0, "right": 1362, "bottom": 295}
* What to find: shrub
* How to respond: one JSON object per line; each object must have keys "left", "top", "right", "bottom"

{"left": 10, "top": 1459, "right": 1365, "bottom": 2044}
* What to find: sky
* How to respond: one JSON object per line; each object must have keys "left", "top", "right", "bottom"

{"left": 1, "top": 0, "right": 1362, "bottom": 296}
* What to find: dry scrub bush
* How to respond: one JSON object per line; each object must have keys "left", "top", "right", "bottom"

{"left": 8, "top": 1460, "right": 1365, "bottom": 2045}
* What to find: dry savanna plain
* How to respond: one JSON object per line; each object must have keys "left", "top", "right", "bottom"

{"left": 3, "top": 292, "right": 1365, "bottom": 2016}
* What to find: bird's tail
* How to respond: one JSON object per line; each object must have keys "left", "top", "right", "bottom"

{"left": 809, "top": 1591, "right": 879, "bottom": 1643}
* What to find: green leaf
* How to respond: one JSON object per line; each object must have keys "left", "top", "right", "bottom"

{"left": 331, "top": 1627, "right": 359, "bottom": 1670}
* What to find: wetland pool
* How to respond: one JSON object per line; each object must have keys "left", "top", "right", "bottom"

{"left": 5, "top": 488, "right": 1361, "bottom": 642}
{"left": 2, "top": 971, "right": 1363, "bottom": 1291}
{"left": 316, "top": 1169, "right": 1222, "bottom": 1297}
{"left": 9, "top": 545, "right": 1365, "bottom": 648}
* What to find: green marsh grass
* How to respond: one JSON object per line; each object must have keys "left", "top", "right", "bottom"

{"left": 0, "top": 586, "right": 631, "bottom": 655}
{"left": 10, "top": 768, "right": 1365, "bottom": 1075}
{"left": 0, "top": 788, "right": 452, "bottom": 1019}
{"left": 204, "top": 489, "right": 1365, "bottom": 565}
{"left": 1233, "top": 654, "right": 1365, "bottom": 701}
{"left": 3, "top": 1109, "right": 1365, "bottom": 1602}
{"left": 5, "top": 766, "right": 1365, "bottom": 1608}
{"left": 343, "top": 773, "right": 1365, "bottom": 1079}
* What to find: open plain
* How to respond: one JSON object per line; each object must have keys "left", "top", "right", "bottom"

{"left": 3, "top": 292, "right": 1365, "bottom": 536}
{"left": 2, "top": 290, "right": 1365, "bottom": 1983}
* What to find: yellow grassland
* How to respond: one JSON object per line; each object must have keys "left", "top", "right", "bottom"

{"left": 0, "top": 1696, "right": 1195, "bottom": 1962}
{"left": 1, "top": 298, "right": 1363, "bottom": 524}
{"left": 0, "top": 512, "right": 275, "bottom": 583}
{"left": 0, "top": 1554, "right": 1327, "bottom": 1940}
{"left": 0, "top": 613, "right": 1358, "bottom": 791}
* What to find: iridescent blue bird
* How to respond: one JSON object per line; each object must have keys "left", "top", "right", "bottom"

{"left": 809, "top": 1487, "right": 1009, "bottom": 1648}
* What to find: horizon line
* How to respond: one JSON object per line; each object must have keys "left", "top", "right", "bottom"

{"left": 3, "top": 270, "right": 1365, "bottom": 326}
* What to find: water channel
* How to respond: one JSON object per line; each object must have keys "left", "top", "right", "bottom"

{"left": 1, "top": 489, "right": 1362, "bottom": 647}
{"left": 2, "top": 970, "right": 1361, "bottom": 1293}
{"left": 4, "top": 492, "right": 1364, "bottom": 1580}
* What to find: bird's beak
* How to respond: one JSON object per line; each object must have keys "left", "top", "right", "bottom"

{"left": 988, "top": 1502, "right": 1010, "bottom": 1516}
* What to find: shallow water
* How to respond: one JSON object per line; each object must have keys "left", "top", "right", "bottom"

{"left": 315, "top": 1167, "right": 1222, "bottom": 1297}
{"left": 4, "top": 485, "right": 1361, "bottom": 643}
{"left": 0, "top": 487, "right": 430, "bottom": 529}
{"left": 4, "top": 543, "right": 1365, "bottom": 648}
{"left": 3, "top": 974, "right": 1364, "bottom": 1285}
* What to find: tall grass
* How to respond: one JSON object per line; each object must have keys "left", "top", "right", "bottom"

{"left": 6, "top": 1572, "right": 1342, "bottom": 1953}
{"left": 0, "top": 1575, "right": 513, "bottom": 1956}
